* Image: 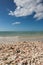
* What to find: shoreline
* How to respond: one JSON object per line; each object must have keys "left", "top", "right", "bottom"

{"left": 0, "top": 36, "right": 43, "bottom": 43}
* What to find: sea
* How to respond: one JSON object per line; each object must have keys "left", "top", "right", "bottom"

{"left": 0, "top": 31, "right": 43, "bottom": 37}
{"left": 0, "top": 31, "right": 43, "bottom": 42}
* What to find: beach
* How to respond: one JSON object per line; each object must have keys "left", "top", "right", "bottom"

{"left": 0, "top": 36, "right": 43, "bottom": 65}
{"left": 0, "top": 0, "right": 43, "bottom": 64}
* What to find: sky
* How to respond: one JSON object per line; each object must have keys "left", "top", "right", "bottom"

{"left": 0, "top": 0, "right": 43, "bottom": 31}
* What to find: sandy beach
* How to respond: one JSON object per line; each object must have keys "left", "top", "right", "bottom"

{"left": 0, "top": 37, "right": 43, "bottom": 65}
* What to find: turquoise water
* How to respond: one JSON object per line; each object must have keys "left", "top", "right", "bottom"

{"left": 0, "top": 31, "right": 43, "bottom": 37}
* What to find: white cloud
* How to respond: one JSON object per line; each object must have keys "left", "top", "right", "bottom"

{"left": 12, "top": 22, "right": 21, "bottom": 25}
{"left": 9, "top": 0, "right": 43, "bottom": 20}
{"left": 9, "top": 11, "right": 14, "bottom": 16}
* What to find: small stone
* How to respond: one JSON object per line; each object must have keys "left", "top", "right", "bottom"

{"left": 16, "top": 49, "right": 20, "bottom": 53}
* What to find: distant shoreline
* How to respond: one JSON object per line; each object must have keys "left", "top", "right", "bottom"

{"left": 0, "top": 31, "right": 43, "bottom": 43}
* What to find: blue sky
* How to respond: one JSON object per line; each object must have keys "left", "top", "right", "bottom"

{"left": 0, "top": 0, "right": 43, "bottom": 31}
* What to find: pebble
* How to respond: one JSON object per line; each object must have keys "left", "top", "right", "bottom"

{"left": 0, "top": 41, "right": 43, "bottom": 65}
